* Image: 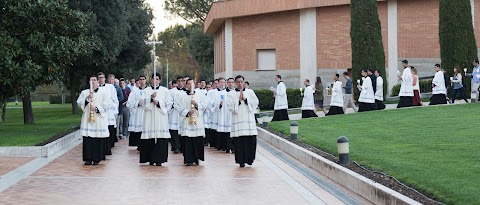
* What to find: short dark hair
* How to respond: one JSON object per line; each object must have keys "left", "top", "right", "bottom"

{"left": 375, "top": 70, "right": 382, "bottom": 75}
{"left": 402, "top": 60, "right": 408, "bottom": 64}
{"left": 343, "top": 72, "right": 349, "bottom": 76}
{"left": 170, "top": 80, "right": 176, "bottom": 84}
{"left": 305, "top": 79, "right": 310, "bottom": 83}
{"left": 474, "top": 59, "right": 479, "bottom": 64}
{"left": 435, "top": 64, "right": 441, "bottom": 68}
{"left": 227, "top": 77, "right": 234, "bottom": 81}
{"left": 335, "top": 73, "right": 340, "bottom": 78}
{"left": 138, "top": 75, "right": 146, "bottom": 80}
{"left": 276, "top": 75, "right": 282, "bottom": 79}
{"left": 218, "top": 77, "right": 225, "bottom": 81}
{"left": 200, "top": 79, "right": 206, "bottom": 82}
{"left": 119, "top": 78, "right": 125, "bottom": 82}
{"left": 234, "top": 75, "right": 244, "bottom": 81}
{"left": 97, "top": 72, "right": 105, "bottom": 77}
{"left": 245, "top": 81, "right": 250, "bottom": 85}
{"left": 151, "top": 73, "right": 161, "bottom": 79}
{"left": 176, "top": 76, "right": 183, "bottom": 80}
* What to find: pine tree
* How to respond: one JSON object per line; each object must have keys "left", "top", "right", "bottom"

{"left": 439, "top": 0, "right": 477, "bottom": 97}
{"left": 350, "top": 0, "right": 386, "bottom": 99}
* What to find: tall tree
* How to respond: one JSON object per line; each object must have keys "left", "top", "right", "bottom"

{"left": 439, "top": 0, "right": 477, "bottom": 96}
{"left": 164, "top": 0, "right": 214, "bottom": 24}
{"left": 350, "top": 0, "right": 386, "bottom": 99}
{"left": 0, "top": 0, "right": 95, "bottom": 123}
{"left": 187, "top": 25, "right": 214, "bottom": 81}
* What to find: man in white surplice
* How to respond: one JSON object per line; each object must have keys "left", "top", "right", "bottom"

{"left": 97, "top": 72, "right": 118, "bottom": 155}
{"left": 374, "top": 70, "right": 386, "bottom": 110}
{"left": 138, "top": 73, "right": 172, "bottom": 166}
{"left": 429, "top": 64, "right": 448, "bottom": 105}
{"left": 213, "top": 78, "right": 231, "bottom": 152}
{"left": 357, "top": 70, "right": 377, "bottom": 112}
{"left": 271, "top": 75, "right": 289, "bottom": 121}
{"left": 175, "top": 79, "right": 208, "bottom": 166}
{"left": 226, "top": 75, "right": 259, "bottom": 168}
{"left": 301, "top": 79, "right": 317, "bottom": 119}
{"left": 77, "top": 76, "right": 110, "bottom": 165}
{"left": 397, "top": 60, "right": 414, "bottom": 108}
{"left": 168, "top": 76, "right": 186, "bottom": 154}
{"left": 324, "top": 74, "right": 345, "bottom": 116}
{"left": 127, "top": 75, "right": 147, "bottom": 150}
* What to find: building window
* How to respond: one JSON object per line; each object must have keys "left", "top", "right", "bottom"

{"left": 257, "top": 49, "right": 276, "bottom": 70}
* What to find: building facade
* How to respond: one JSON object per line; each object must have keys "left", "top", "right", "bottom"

{"left": 205, "top": 0, "right": 480, "bottom": 94}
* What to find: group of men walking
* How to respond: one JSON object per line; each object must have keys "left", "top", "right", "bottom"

{"left": 78, "top": 72, "right": 259, "bottom": 168}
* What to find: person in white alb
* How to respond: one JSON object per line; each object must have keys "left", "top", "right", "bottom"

{"left": 176, "top": 79, "right": 208, "bottom": 166}
{"left": 138, "top": 73, "right": 172, "bottom": 166}
{"left": 324, "top": 74, "right": 344, "bottom": 116}
{"left": 272, "top": 75, "right": 289, "bottom": 121}
{"left": 77, "top": 75, "right": 110, "bottom": 165}
{"left": 429, "top": 64, "right": 448, "bottom": 105}
{"left": 127, "top": 75, "right": 147, "bottom": 150}
{"left": 300, "top": 79, "right": 317, "bottom": 118}
{"left": 168, "top": 76, "right": 186, "bottom": 154}
{"left": 374, "top": 70, "right": 385, "bottom": 110}
{"left": 397, "top": 60, "right": 414, "bottom": 108}
{"left": 97, "top": 72, "right": 118, "bottom": 155}
{"left": 357, "top": 70, "right": 377, "bottom": 112}
{"left": 227, "top": 75, "right": 259, "bottom": 168}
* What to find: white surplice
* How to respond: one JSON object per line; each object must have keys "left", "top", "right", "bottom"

{"left": 359, "top": 77, "right": 375, "bottom": 103}
{"left": 127, "top": 86, "right": 146, "bottom": 132}
{"left": 301, "top": 85, "right": 315, "bottom": 110}
{"left": 330, "top": 81, "right": 344, "bottom": 107}
{"left": 375, "top": 76, "right": 384, "bottom": 101}
{"left": 99, "top": 83, "right": 119, "bottom": 126}
{"left": 175, "top": 90, "right": 208, "bottom": 137}
{"left": 399, "top": 67, "right": 414, "bottom": 97}
{"left": 432, "top": 71, "right": 447, "bottom": 94}
{"left": 274, "top": 81, "right": 288, "bottom": 110}
{"left": 139, "top": 86, "right": 172, "bottom": 139}
{"left": 77, "top": 88, "right": 109, "bottom": 138}
{"left": 226, "top": 89, "right": 259, "bottom": 137}
{"left": 214, "top": 88, "right": 233, "bottom": 132}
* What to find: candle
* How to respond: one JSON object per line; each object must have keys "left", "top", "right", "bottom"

{"left": 464, "top": 68, "right": 468, "bottom": 73}
{"left": 90, "top": 80, "right": 93, "bottom": 92}
{"left": 356, "top": 79, "right": 360, "bottom": 84}
{"left": 191, "top": 80, "right": 194, "bottom": 92}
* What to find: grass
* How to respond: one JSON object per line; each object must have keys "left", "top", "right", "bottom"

{"left": 269, "top": 103, "right": 480, "bottom": 205}
{"left": 1, "top": 102, "right": 80, "bottom": 146}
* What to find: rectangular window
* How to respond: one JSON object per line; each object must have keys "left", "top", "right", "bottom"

{"left": 257, "top": 49, "right": 276, "bottom": 70}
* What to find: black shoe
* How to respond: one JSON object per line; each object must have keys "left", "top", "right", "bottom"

{"left": 240, "top": 163, "right": 245, "bottom": 168}
{"left": 247, "top": 163, "right": 252, "bottom": 165}
{"left": 194, "top": 161, "right": 199, "bottom": 165}
{"left": 149, "top": 162, "right": 155, "bottom": 166}
{"left": 225, "top": 150, "right": 230, "bottom": 153}
{"left": 93, "top": 161, "right": 99, "bottom": 165}
{"left": 231, "top": 150, "right": 235, "bottom": 154}
{"left": 84, "top": 161, "right": 92, "bottom": 165}
{"left": 156, "top": 163, "right": 162, "bottom": 166}
{"left": 174, "top": 149, "right": 180, "bottom": 154}
{"left": 186, "top": 163, "right": 193, "bottom": 166}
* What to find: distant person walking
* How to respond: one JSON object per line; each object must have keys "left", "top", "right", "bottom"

{"left": 411, "top": 67, "right": 423, "bottom": 106}
{"left": 451, "top": 66, "right": 469, "bottom": 103}
{"left": 342, "top": 72, "right": 358, "bottom": 112}
{"left": 301, "top": 79, "right": 318, "bottom": 118}
{"left": 429, "top": 64, "right": 447, "bottom": 105}
{"left": 466, "top": 59, "right": 480, "bottom": 101}
{"left": 324, "top": 74, "right": 344, "bottom": 116}
{"left": 374, "top": 70, "right": 385, "bottom": 110}
{"left": 314, "top": 77, "right": 326, "bottom": 113}
{"left": 397, "top": 60, "right": 414, "bottom": 108}
{"left": 271, "top": 75, "right": 289, "bottom": 121}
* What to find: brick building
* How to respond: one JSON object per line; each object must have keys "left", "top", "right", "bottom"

{"left": 204, "top": 0, "right": 480, "bottom": 94}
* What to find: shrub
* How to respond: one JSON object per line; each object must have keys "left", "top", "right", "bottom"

{"left": 391, "top": 79, "right": 434, "bottom": 97}
{"left": 49, "top": 95, "right": 71, "bottom": 104}
{"left": 254, "top": 88, "right": 303, "bottom": 110}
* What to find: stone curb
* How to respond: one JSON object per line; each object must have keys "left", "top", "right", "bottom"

{"left": 257, "top": 127, "right": 421, "bottom": 205}
{"left": 0, "top": 130, "right": 81, "bottom": 158}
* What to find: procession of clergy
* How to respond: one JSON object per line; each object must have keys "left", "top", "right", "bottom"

{"left": 77, "top": 72, "right": 258, "bottom": 167}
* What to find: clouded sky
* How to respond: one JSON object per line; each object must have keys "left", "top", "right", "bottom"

{"left": 146, "top": 0, "right": 189, "bottom": 35}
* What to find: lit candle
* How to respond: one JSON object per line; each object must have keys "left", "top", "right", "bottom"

{"left": 464, "top": 68, "right": 467, "bottom": 73}
{"left": 191, "top": 80, "right": 194, "bottom": 92}
{"left": 90, "top": 80, "right": 93, "bottom": 92}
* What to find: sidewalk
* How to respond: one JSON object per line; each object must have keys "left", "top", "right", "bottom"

{"left": 0, "top": 139, "right": 371, "bottom": 205}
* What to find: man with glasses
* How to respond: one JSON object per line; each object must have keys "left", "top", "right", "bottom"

{"left": 97, "top": 72, "right": 119, "bottom": 155}
{"left": 127, "top": 76, "right": 147, "bottom": 151}
{"left": 466, "top": 59, "right": 480, "bottom": 101}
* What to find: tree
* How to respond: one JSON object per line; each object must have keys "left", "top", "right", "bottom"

{"left": 164, "top": 0, "right": 214, "bottom": 24}
{"left": 439, "top": 0, "right": 477, "bottom": 96}
{"left": 63, "top": 0, "right": 153, "bottom": 114}
{"left": 0, "top": 0, "right": 96, "bottom": 123}
{"left": 187, "top": 25, "right": 214, "bottom": 81}
{"left": 350, "top": 0, "right": 387, "bottom": 99}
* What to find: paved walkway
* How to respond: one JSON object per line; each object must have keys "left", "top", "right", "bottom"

{"left": 0, "top": 138, "right": 372, "bottom": 205}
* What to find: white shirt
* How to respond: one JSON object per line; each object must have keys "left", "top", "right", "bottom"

{"left": 140, "top": 86, "right": 172, "bottom": 139}
{"left": 399, "top": 67, "right": 414, "bottom": 97}
{"left": 301, "top": 85, "right": 315, "bottom": 110}
{"left": 432, "top": 71, "right": 447, "bottom": 94}
{"left": 99, "top": 83, "right": 119, "bottom": 126}
{"left": 214, "top": 87, "right": 233, "bottom": 132}
{"left": 274, "top": 81, "right": 288, "bottom": 110}
{"left": 227, "top": 89, "right": 259, "bottom": 137}
{"left": 127, "top": 86, "right": 146, "bottom": 132}
{"left": 175, "top": 90, "right": 208, "bottom": 137}
{"left": 358, "top": 76, "right": 375, "bottom": 103}
{"left": 330, "top": 81, "right": 344, "bottom": 107}
{"left": 375, "top": 76, "right": 384, "bottom": 101}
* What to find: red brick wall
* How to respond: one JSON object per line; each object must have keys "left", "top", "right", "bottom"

{"left": 397, "top": 0, "right": 439, "bottom": 59}
{"left": 316, "top": 2, "right": 388, "bottom": 69}
{"left": 232, "top": 10, "right": 300, "bottom": 71}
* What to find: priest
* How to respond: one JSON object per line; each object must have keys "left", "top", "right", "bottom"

{"left": 77, "top": 75, "right": 110, "bottom": 165}
{"left": 397, "top": 60, "right": 414, "bottom": 108}
{"left": 324, "top": 74, "right": 344, "bottom": 116}
{"left": 176, "top": 79, "right": 208, "bottom": 166}
{"left": 272, "top": 75, "right": 289, "bottom": 121}
{"left": 430, "top": 64, "right": 448, "bottom": 105}
{"left": 227, "top": 75, "right": 259, "bottom": 167}
{"left": 127, "top": 76, "right": 148, "bottom": 150}
{"left": 357, "top": 70, "right": 378, "bottom": 112}
{"left": 301, "top": 79, "right": 317, "bottom": 118}
{"left": 138, "top": 73, "right": 172, "bottom": 166}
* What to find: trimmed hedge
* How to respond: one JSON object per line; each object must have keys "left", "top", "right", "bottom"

{"left": 49, "top": 95, "right": 72, "bottom": 104}
{"left": 255, "top": 88, "right": 302, "bottom": 110}
{"left": 390, "top": 79, "right": 433, "bottom": 97}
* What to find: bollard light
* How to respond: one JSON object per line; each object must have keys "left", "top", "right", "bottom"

{"left": 257, "top": 114, "right": 264, "bottom": 124}
{"left": 471, "top": 91, "right": 478, "bottom": 103}
{"left": 337, "top": 136, "right": 350, "bottom": 165}
{"left": 262, "top": 113, "right": 269, "bottom": 128}
{"left": 290, "top": 121, "right": 298, "bottom": 140}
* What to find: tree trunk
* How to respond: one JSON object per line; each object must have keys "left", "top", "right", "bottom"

{"left": 1, "top": 98, "right": 7, "bottom": 122}
{"left": 22, "top": 92, "right": 34, "bottom": 124}
{"left": 70, "top": 72, "right": 79, "bottom": 114}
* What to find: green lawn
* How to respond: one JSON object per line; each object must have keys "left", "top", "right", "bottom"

{"left": 1, "top": 103, "right": 80, "bottom": 146}
{"left": 269, "top": 103, "right": 480, "bottom": 205}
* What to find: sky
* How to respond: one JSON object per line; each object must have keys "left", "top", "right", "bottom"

{"left": 145, "top": 0, "right": 189, "bottom": 35}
